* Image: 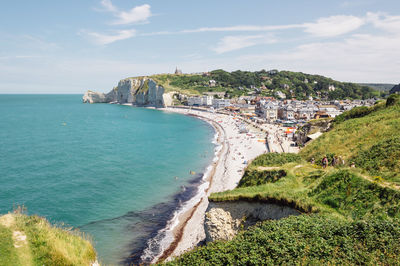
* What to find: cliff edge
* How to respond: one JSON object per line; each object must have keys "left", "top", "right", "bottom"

{"left": 83, "top": 77, "right": 173, "bottom": 107}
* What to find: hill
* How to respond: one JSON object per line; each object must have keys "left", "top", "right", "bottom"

{"left": 151, "top": 69, "right": 379, "bottom": 100}
{"left": 0, "top": 211, "right": 97, "bottom": 266}
{"left": 300, "top": 93, "right": 400, "bottom": 184}
{"left": 358, "top": 83, "right": 395, "bottom": 92}
{"left": 164, "top": 95, "right": 400, "bottom": 265}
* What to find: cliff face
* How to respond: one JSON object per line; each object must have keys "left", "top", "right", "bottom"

{"left": 83, "top": 78, "right": 172, "bottom": 107}
{"left": 204, "top": 201, "right": 300, "bottom": 242}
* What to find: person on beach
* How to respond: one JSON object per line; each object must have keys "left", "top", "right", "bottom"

{"left": 322, "top": 156, "right": 328, "bottom": 169}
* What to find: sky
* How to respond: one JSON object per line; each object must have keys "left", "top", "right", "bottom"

{"left": 1, "top": 0, "right": 400, "bottom": 93}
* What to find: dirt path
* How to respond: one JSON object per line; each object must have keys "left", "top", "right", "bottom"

{"left": 0, "top": 214, "right": 33, "bottom": 265}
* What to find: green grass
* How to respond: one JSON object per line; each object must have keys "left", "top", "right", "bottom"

{"left": 300, "top": 98, "right": 400, "bottom": 183}
{"left": 0, "top": 213, "right": 97, "bottom": 266}
{"left": 0, "top": 224, "right": 20, "bottom": 265}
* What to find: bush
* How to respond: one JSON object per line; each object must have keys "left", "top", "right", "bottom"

{"left": 386, "top": 93, "right": 400, "bottom": 107}
{"left": 250, "top": 153, "right": 302, "bottom": 167}
{"left": 238, "top": 169, "right": 287, "bottom": 187}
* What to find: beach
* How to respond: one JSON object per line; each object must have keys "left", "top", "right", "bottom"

{"left": 150, "top": 107, "right": 298, "bottom": 262}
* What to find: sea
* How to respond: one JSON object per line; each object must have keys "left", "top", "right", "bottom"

{"left": 0, "top": 95, "right": 216, "bottom": 264}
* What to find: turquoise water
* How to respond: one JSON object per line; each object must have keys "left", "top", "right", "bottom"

{"left": 0, "top": 95, "right": 215, "bottom": 264}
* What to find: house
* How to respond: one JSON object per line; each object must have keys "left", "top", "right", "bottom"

{"left": 209, "top": 80, "right": 216, "bottom": 87}
{"left": 212, "top": 99, "right": 231, "bottom": 109}
{"left": 261, "top": 102, "right": 279, "bottom": 121}
{"left": 202, "top": 95, "right": 213, "bottom": 106}
{"left": 328, "top": 84, "right": 336, "bottom": 91}
{"left": 187, "top": 96, "right": 203, "bottom": 106}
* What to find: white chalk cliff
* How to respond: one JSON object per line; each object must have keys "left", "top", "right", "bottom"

{"left": 83, "top": 78, "right": 173, "bottom": 107}
{"left": 204, "top": 201, "right": 300, "bottom": 242}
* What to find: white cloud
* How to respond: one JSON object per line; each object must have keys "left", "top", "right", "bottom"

{"left": 235, "top": 30, "right": 400, "bottom": 83}
{"left": 181, "top": 24, "right": 302, "bottom": 33}
{"left": 213, "top": 35, "right": 276, "bottom": 54}
{"left": 83, "top": 29, "right": 136, "bottom": 45}
{"left": 100, "top": 0, "right": 117, "bottom": 12}
{"left": 100, "top": 0, "right": 151, "bottom": 25}
{"left": 303, "top": 15, "right": 365, "bottom": 37}
{"left": 367, "top": 12, "right": 400, "bottom": 33}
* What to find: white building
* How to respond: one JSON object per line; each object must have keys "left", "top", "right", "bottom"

{"left": 261, "top": 102, "right": 279, "bottom": 121}
{"left": 202, "top": 95, "right": 213, "bottom": 106}
{"left": 187, "top": 95, "right": 214, "bottom": 106}
{"left": 187, "top": 96, "right": 203, "bottom": 106}
{"left": 212, "top": 99, "right": 231, "bottom": 109}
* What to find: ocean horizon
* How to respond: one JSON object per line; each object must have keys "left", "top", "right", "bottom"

{"left": 0, "top": 94, "right": 216, "bottom": 264}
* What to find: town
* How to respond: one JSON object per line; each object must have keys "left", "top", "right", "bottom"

{"left": 180, "top": 93, "right": 377, "bottom": 124}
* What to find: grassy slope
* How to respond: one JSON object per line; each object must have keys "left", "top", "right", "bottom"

{"left": 300, "top": 97, "right": 400, "bottom": 183}
{"left": 165, "top": 97, "right": 400, "bottom": 265}
{"left": 0, "top": 213, "right": 96, "bottom": 266}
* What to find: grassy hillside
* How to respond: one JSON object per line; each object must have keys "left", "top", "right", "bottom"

{"left": 358, "top": 83, "right": 395, "bottom": 92}
{"left": 149, "top": 70, "right": 379, "bottom": 100}
{"left": 165, "top": 153, "right": 400, "bottom": 265}
{"left": 165, "top": 96, "right": 400, "bottom": 265}
{"left": 300, "top": 94, "right": 400, "bottom": 184}
{"left": 0, "top": 212, "right": 97, "bottom": 266}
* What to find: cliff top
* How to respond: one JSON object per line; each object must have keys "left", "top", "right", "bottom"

{"left": 0, "top": 212, "right": 97, "bottom": 266}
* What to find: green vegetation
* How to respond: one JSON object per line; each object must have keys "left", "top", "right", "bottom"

{"left": 0, "top": 213, "right": 96, "bottom": 266}
{"left": 149, "top": 69, "right": 379, "bottom": 100}
{"left": 166, "top": 215, "right": 400, "bottom": 265}
{"left": 166, "top": 97, "right": 400, "bottom": 265}
{"left": 302, "top": 95, "right": 400, "bottom": 183}
{"left": 238, "top": 169, "right": 287, "bottom": 187}
{"left": 250, "top": 152, "right": 301, "bottom": 167}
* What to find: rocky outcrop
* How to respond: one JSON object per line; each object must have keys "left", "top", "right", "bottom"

{"left": 204, "top": 201, "right": 300, "bottom": 242}
{"left": 294, "top": 118, "right": 332, "bottom": 146}
{"left": 83, "top": 78, "right": 171, "bottom": 107}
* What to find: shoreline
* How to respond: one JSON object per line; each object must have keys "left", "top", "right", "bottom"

{"left": 120, "top": 104, "right": 299, "bottom": 263}
{"left": 152, "top": 107, "right": 271, "bottom": 262}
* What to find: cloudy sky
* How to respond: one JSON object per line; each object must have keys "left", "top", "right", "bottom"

{"left": 1, "top": 0, "right": 399, "bottom": 93}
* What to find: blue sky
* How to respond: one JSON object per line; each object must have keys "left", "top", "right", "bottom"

{"left": 1, "top": 0, "right": 399, "bottom": 93}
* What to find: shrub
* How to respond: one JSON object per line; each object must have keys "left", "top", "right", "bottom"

{"left": 238, "top": 169, "right": 287, "bottom": 187}
{"left": 386, "top": 93, "right": 400, "bottom": 107}
{"left": 250, "top": 153, "right": 302, "bottom": 167}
